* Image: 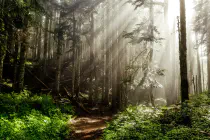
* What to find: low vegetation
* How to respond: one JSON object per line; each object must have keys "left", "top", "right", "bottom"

{"left": 103, "top": 93, "right": 210, "bottom": 140}
{"left": 0, "top": 90, "right": 74, "bottom": 140}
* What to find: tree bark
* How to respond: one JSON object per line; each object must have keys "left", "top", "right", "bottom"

{"left": 72, "top": 11, "right": 76, "bottom": 97}
{"left": 37, "top": 20, "right": 42, "bottom": 60}
{"left": 101, "top": 4, "right": 106, "bottom": 105}
{"left": 89, "top": 12, "right": 94, "bottom": 106}
{"left": 76, "top": 42, "right": 81, "bottom": 99}
{"left": 17, "top": 29, "right": 28, "bottom": 92}
{"left": 179, "top": 0, "right": 189, "bottom": 102}
{"left": 13, "top": 31, "right": 19, "bottom": 89}
{"left": 0, "top": 18, "right": 6, "bottom": 82}
{"left": 111, "top": 1, "right": 117, "bottom": 111}
{"left": 116, "top": 2, "right": 122, "bottom": 110}
{"left": 0, "top": 46, "right": 6, "bottom": 82}
{"left": 207, "top": 16, "right": 210, "bottom": 94}
{"left": 104, "top": 0, "right": 110, "bottom": 106}
{"left": 55, "top": 38, "right": 62, "bottom": 94}
{"left": 55, "top": 12, "right": 63, "bottom": 94}
{"left": 197, "top": 48, "right": 202, "bottom": 94}
{"left": 208, "top": 34, "right": 210, "bottom": 94}
{"left": 149, "top": 0, "right": 155, "bottom": 106}
{"left": 48, "top": 19, "right": 52, "bottom": 60}
{"left": 43, "top": 16, "right": 49, "bottom": 75}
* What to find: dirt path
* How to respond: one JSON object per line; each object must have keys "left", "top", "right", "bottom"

{"left": 70, "top": 116, "right": 112, "bottom": 140}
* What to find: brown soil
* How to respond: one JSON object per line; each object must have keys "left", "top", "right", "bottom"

{"left": 69, "top": 116, "right": 112, "bottom": 140}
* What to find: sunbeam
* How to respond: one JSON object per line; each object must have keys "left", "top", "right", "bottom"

{"left": 1, "top": 0, "right": 210, "bottom": 139}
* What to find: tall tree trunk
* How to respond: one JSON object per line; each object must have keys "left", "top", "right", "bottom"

{"left": 201, "top": 46, "right": 205, "bottom": 91}
{"left": 89, "top": 12, "right": 94, "bottom": 106}
{"left": 179, "top": 0, "right": 189, "bottom": 102}
{"left": 163, "top": 0, "right": 173, "bottom": 105}
{"left": 48, "top": 19, "right": 52, "bottom": 60}
{"left": 13, "top": 31, "right": 19, "bottom": 89}
{"left": 104, "top": 0, "right": 110, "bottom": 106}
{"left": 111, "top": 1, "right": 117, "bottom": 111}
{"left": 94, "top": 44, "right": 98, "bottom": 104}
{"left": 208, "top": 35, "right": 210, "bottom": 94}
{"left": 43, "top": 16, "right": 49, "bottom": 75}
{"left": 116, "top": 37, "right": 122, "bottom": 110}
{"left": 72, "top": 12, "right": 76, "bottom": 97}
{"left": 197, "top": 48, "right": 202, "bottom": 94}
{"left": 0, "top": 18, "right": 6, "bottom": 82}
{"left": 76, "top": 42, "right": 81, "bottom": 99}
{"left": 116, "top": 2, "right": 122, "bottom": 110}
{"left": 55, "top": 38, "right": 62, "bottom": 94}
{"left": 7, "top": 29, "right": 14, "bottom": 53}
{"left": 17, "top": 28, "right": 28, "bottom": 92}
{"left": 101, "top": 4, "right": 106, "bottom": 105}
{"left": 149, "top": 0, "right": 155, "bottom": 106}
{"left": 75, "top": 22, "right": 82, "bottom": 99}
{"left": 37, "top": 20, "right": 42, "bottom": 60}
{"left": 33, "top": 27, "right": 38, "bottom": 59}
{"left": 172, "top": 20, "right": 178, "bottom": 104}
{"left": 55, "top": 12, "right": 63, "bottom": 94}
{"left": 123, "top": 39, "right": 128, "bottom": 108}
{"left": 207, "top": 14, "right": 210, "bottom": 94}
{"left": 0, "top": 46, "right": 6, "bottom": 82}
{"left": 187, "top": 30, "right": 194, "bottom": 94}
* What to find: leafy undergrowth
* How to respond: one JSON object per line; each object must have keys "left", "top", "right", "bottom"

{"left": 103, "top": 93, "right": 210, "bottom": 140}
{"left": 0, "top": 90, "right": 74, "bottom": 140}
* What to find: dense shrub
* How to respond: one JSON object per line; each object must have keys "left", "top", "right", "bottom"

{"left": 0, "top": 90, "right": 74, "bottom": 140}
{"left": 103, "top": 93, "right": 210, "bottom": 140}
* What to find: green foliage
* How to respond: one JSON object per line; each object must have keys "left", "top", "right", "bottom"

{"left": 165, "top": 127, "right": 202, "bottom": 140}
{"left": 190, "top": 92, "right": 210, "bottom": 107}
{"left": 0, "top": 91, "right": 74, "bottom": 140}
{"left": 103, "top": 105, "right": 164, "bottom": 140}
{"left": 103, "top": 93, "right": 210, "bottom": 140}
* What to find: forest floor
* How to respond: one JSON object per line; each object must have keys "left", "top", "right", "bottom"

{"left": 70, "top": 115, "right": 112, "bottom": 140}
{"left": 69, "top": 107, "right": 112, "bottom": 140}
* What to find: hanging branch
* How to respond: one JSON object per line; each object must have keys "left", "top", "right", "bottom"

{"left": 26, "top": 68, "right": 50, "bottom": 90}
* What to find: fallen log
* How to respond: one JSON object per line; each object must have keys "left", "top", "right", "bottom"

{"left": 26, "top": 68, "right": 50, "bottom": 90}
{"left": 200, "top": 131, "right": 210, "bottom": 137}
{"left": 63, "top": 87, "right": 90, "bottom": 114}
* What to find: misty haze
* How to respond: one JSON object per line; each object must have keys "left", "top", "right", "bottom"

{"left": 0, "top": 0, "right": 210, "bottom": 139}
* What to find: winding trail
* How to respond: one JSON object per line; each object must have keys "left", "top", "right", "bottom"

{"left": 70, "top": 115, "right": 112, "bottom": 140}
